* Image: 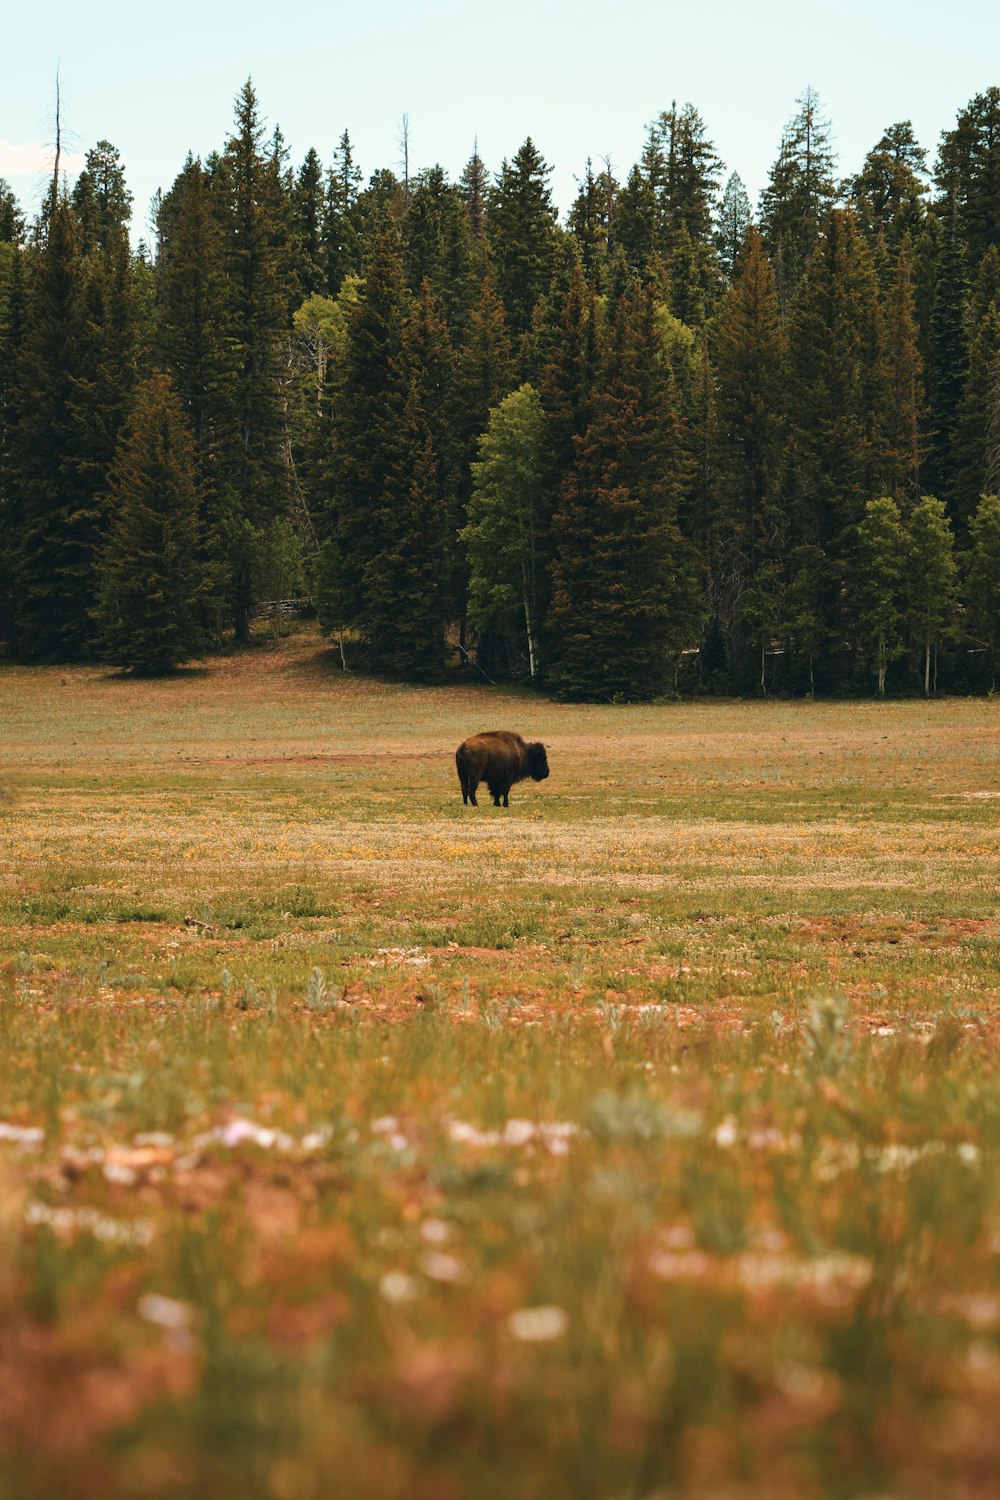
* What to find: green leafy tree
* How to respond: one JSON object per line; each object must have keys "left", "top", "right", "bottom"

{"left": 463, "top": 383, "right": 548, "bottom": 677}
{"left": 967, "top": 492, "right": 1000, "bottom": 688}
{"left": 857, "top": 496, "right": 907, "bottom": 693}
{"left": 94, "top": 373, "right": 206, "bottom": 673}
{"left": 906, "top": 494, "right": 958, "bottom": 694}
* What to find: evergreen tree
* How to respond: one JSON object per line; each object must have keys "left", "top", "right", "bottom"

{"left": 220, "top": 80, "right": 294, "bottom": 638}
{"left": 711, "top": 227, "right": 788, "bottom": 685}
{"left": 94, "top": 372, "right": 206, "bottom": 672}
{"left": 488, "top": 138, "right": 558, "bottom": 337}
{"left": 0, "top": 179, "right": 23, "bottom": 243}
{"left": 547, "top": 282, "right": 687, "bottom": 700}
{"left": 0, "top": 239, "right": 25, "bottom": 638}
{"left": 403, "top": 166, "right": 479, "bottom": 332}
{"left": 460, "top": 142, "right": 489, "bottom": 242}
{"left": 326, "top": 206, "right": 408, "bottom": 629}
{"left": 463, "top": 383, "right": 548, "bottom": 677}
{"left": 935, "top": 88, "right": 1000, "bottom": 273}
{"left": 360, "top": 376, "right": 446, "bottom": 679}
{"left": 953, "top": 298, "right": 1000, "bottom": 527}
{"left": 906, "top": 493, "right": 958, "bottom": 693}
{"left": 715, "top": 173, "right": 753, "bottom": 283}
{"left": 613, "top": 163, "right": 659, "bottom": 274}
{"left": 882, "top": 234, "right": 925, "bottom": 502}
{"left": 154, "top": 155, "right": 238, "bottom": 631}
{"left": 759, "top": 88, "right": 838, "bottom": 306}
{"left": 568, "top": 159, "right": 615, "bottom": 286}
{"left": 72, "top": 141, "right": 132, "bottom": 254}
{"left": 293, "top": 147, "right": 327, "bottom": 297}
{"left": 857, "top": 495, "right": 907, "bottom": 693}
{"left": 850, "top": 122, "right": 928, "bottom": 247}
{"left": 323, "top": 130, "right": 363, "bottom": 293}
{"left": 786, "top": 209, "right": 888, "bottom": 684}
{"left": 9, "top": 198, "right": 94, "bottom": 657}
{"left": 924, "top": 215, "right": 969, "bottom": 503}
{"left": 967, "top": 491, "right": 1000, "bottom": 688}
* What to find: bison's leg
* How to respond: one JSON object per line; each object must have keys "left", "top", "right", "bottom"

{"left": 456, "top": 752, "right": 479, "bottom": 806}
{"left": 488, "top": 780, "right": 503, "bottom": 806}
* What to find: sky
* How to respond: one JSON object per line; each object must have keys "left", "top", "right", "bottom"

{"left": 3, "top": 0, "right": 999, "bottom": 239}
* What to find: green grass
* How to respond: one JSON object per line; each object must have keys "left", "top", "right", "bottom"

{"left": 1, "top": 631, "right": 999, "bottom": 1498}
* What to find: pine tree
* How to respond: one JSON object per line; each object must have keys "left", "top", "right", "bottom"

{"left": 567, "top": 159, "right": 615, "bottom": 287}
{"left": 220, "top": 80, "right": 294, "bottom": 639}
{"left": 0, "top": 179, "right": 23, "bottom": 243}
{"left": 850, "top": 122, "right": 928, "bottom": 248}
{"left": 715, "top": 173, "right": 753, "bottom": 283}
{"left": 935, "top": 88, "right": 1000, "bottom": 274}
{"left": 786, "top": 209, "right": 888, "bottom": 684}
{"left": 293, "top": 147, "right": 327, "bottom": 297}
{"left": 711, "top": 227, "right": 788, "bottom": 685}
{"left": 154, "top": 155, "right": 239, "bottom": 634}
{"left": 323, "top": 130, "right": 363, "bottom": 294}
{"left": 9, "top": 198, "right": 93, "bottom": 658}
{"left": 403, "top": 166, "right": 479, "bottom": 332}
{"left": 613, "top": 163, "right": 659, "bottom": 274}
{"left": 953, "top": 299, "right": 1000, "bottom": 529}
{"left": 488, "top": 138, "right": 558, "bottom": 337}
{"left": 72, "top": 141, "right": 132, "bottom": 254}
{"left": 361, "top": 377, "right": 446, "bottom": 679}
{"left": 460, "top": 142, "right": 489, "bottom": 242}
{"left": 94, "top": 372, "right": 206, "bottom": 672}
{"left": 857, "top": 495, "right": 907, "bottom": 693}
{"left": 924, "top": 215, "right": 969, "bottom": 504}
{"left": 967, "top": 491, "right": 1000, "bottom": 688}
{"left": 547, "top": 282, "right": 687, "bottom": 700}
{"left": 0, "top": 239, "right": 25, "bottom": 639}
{"left": 328, "top": 207, "right": 408, "bottom": 628}
{"left": 906, "top": 494, "right": 958, "bottom": 694}
{"left": 882, "top": 234, "right": 925, "bottom": 502}
{"left": 759, "top": 88, "right": 838, "bottom": 307}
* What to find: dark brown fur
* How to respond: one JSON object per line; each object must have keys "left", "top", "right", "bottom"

{"left": 455, "top": 731, "right": 549, "bottom": 807}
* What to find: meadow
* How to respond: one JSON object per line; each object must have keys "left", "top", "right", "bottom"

{"left": 1, "top": 628, "right": 999, "bottom": 1500}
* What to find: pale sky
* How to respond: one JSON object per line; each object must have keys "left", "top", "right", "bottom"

{"left": 3, "top": 0, "right": 999, "bottom": 239}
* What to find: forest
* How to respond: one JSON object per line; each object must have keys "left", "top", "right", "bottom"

{"left": 0, "top": 81, "right": 999, "bottom": 698}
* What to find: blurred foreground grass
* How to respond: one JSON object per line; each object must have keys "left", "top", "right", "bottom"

{"left": 1, "top": 631, "right": 999, "bottom": 1498}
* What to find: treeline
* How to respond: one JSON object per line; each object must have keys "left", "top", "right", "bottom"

{"left": 1, "top": 82, "right": 999, "bottom": 695}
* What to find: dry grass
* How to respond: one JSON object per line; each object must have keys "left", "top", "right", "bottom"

{"left": 1, "top": 629, "right": 999, "bottom": 1499}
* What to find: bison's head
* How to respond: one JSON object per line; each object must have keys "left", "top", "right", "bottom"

{"left": 527, "top": 742, "right": 549, "bottom": 781}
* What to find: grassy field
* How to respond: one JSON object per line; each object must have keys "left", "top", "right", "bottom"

{"left": 1, "top": 628, "right": 999, "bottom": 1499}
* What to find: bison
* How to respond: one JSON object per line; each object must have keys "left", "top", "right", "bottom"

{"left": 455, "top": 731, "right": 549, "bottom": 807}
